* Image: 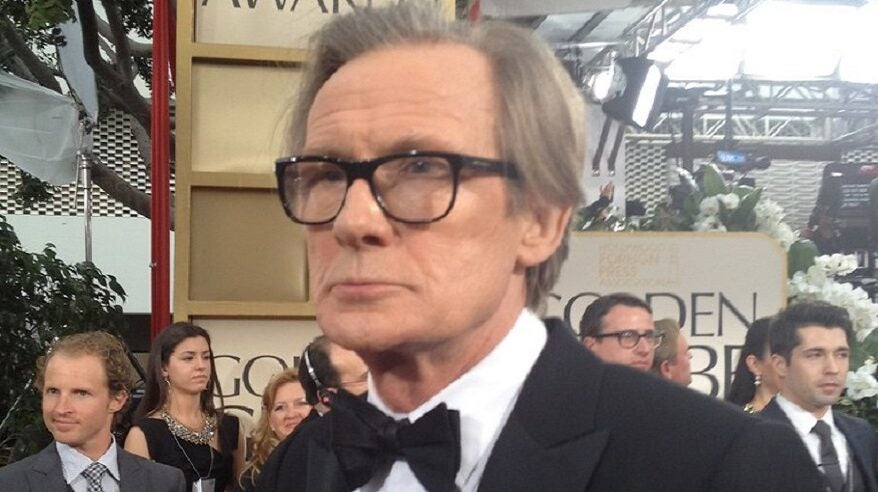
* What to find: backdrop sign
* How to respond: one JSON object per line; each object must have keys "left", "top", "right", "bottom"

{"left": 198, "top": 318, "right": 321, "bottom": 433}
{"left": 546, "top": 232, "right": 787, "bottom": 397}
{"left": 196, "top": 0, "right": 396, "bottom": 48}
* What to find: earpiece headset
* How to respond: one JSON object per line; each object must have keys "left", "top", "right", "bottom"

{"left": 303, "top": 345, "right": 333, "bottom": 406}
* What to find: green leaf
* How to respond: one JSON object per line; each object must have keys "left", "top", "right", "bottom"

{"left": 728, "top": 188, "right": 763, "bottom": 231}
{"left": 787, "top": 239, "right": 819, "bottom": 278}
{"left": 682, "top": 193, "right": 702, "bottom": 225}
{"left": 701, "top": 164, "right": 728, "bottom": 197}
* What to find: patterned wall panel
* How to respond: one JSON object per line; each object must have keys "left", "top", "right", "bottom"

{"left": 624, "top": 143, "right": 669, "bottom": 214}
{"left": 0, "top": 111, "right": 174, "bottom": 217}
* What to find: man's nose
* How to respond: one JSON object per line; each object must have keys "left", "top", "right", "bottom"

{"left": 333, "top": 180, "right": 393, "bottom": 246}
{"left": 53, "top": 394, "right": 72, "bottom": 414}
{"left": 825, "top": 356, "right": 840, "bottom": 374}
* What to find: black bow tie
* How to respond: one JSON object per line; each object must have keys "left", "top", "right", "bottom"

{"left": 328, "top": 389, "right": 461, "bottom": 492}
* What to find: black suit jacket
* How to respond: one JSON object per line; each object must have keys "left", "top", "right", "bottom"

{"left": 258, "top": 319, "right": 824, "bottom": 491}
{"left": 0, "top": 442, "right": 186, "bottom": 492}
{"left": 761, "top": 398, "right": 878, "bottom": 491}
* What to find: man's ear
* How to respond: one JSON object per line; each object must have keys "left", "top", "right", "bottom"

{"left": 109, "top": 390, "right": 128, "bottom": 414}
{"left": 660, "top": 360, "right": 673, "bottom": 379}
{"left": 583, "top": 337, "right": 596, "bottom": 350}
{"left": 517, "top": 205, "right": 573, "bottom": 268}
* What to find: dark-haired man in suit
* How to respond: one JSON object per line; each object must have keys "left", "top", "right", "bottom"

{"left": 258, "top": 3, "right": 824, "bottom": 491}
{"left": 761, "top": 301, "right": 878, "bottom": 491}
{"left": 580, "top": 293, "right": 660, "bottom": 371}
{"left": 0, "top": 332, "right": 185, "bottom": 492}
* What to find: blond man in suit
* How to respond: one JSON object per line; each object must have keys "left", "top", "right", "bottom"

{"left": 0, "top": 332, "right": 185, "bottom": 492}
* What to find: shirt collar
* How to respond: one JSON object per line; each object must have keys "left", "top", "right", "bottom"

{"left": 367, "top": 308, "right": 548, "bottom": 485}
{"left": 56, "top": 435, "right": 120, "bottom": 484}
{"left": 775, "top": 393, "right": 837, "bottom": 437}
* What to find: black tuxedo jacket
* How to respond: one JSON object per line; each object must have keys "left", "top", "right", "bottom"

{"left": 760, "top": 398, "right": 878, "bottom": 491}
{"left": 0, "top": 442, "right": 186, "bottom": 492}
{"left": 258, "top": 319, "right": 824, "bottom": 491}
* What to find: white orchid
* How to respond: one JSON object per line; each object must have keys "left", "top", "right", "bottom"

{"left": 718, "top": 193, "right": 740, "bottom": 210}
{"left": 815, "top": 253, "right": 859, "bottom": 277}
{"left": 699, "top": 196, "right": 720, "bottom": 216}
{"left": 846, "top": 358, "right": 878, "bottom": 401}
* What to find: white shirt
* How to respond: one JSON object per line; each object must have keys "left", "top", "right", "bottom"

{"left": 57, "top": 436, "right": 121, "bottom": 492}
{"left": 775, "top": 393, "right": 850, "bottom": 477}
{"left": 358, "top": 309, "right": 548, "bottom": 492}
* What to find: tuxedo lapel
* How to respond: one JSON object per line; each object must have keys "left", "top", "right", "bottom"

{"left": 118, "top": 447, "right": 147, "bottom": 492}
{"left": 479, "top": 319, "right": 608, "bottom": 491}
{"left": 758, "top": 399, "right": 791, "bottom": 424}
{"left": 30, "top": 444, "right": 73, "bottom": 492}
{"left": 305, "top": 428, "right": 349, "bottom": 492}
{"left": 834, "top": 412, "right": 878, "bottom": 492}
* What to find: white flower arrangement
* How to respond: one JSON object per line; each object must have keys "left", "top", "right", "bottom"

{"left": 788, "top": 253, "right": 878, "bottom": 342}
{"left": 845, "top": 357, "right": 878, "bottom": 401}
{"left": 641, "top": 164, "right": 878, "bottom": 413}
{"left": 754, "top": 199, "right": 797, "bottom": 251}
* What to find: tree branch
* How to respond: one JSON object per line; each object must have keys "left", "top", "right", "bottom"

{"left": 91, "top": 154, "right": 176, "bottom": 229}
{"left": 98, "top": 36, "right": 117, "bottom": 65}
{"left": 76, "top": 0, "right": 151, "bottom": 131}
{"left": 0, "top": 17, "right": 62, "bottom": 93}
{"left": 101, "top": 0, "right": 133, "bottom": 81}
{"left": 95, "top": 16, "right": 151, "bottom": 57}
{"left": 4, "top": 54, "right": 37, "bottom": 82}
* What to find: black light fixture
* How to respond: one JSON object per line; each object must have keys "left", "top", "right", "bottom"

{"left": 601, "top": 57, "right": 669, "bottom": 130}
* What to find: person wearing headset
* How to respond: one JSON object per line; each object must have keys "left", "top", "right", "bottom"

{"left": 298, "top": 336, "right": 368, "bottom": 416}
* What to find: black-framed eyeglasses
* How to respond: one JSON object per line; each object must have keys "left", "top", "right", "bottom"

{"left": 274, "top": 150, "right": 518, "bottom": 225}
{"left": 591, "top": 330, "right": 663, "bottom": 349}
{"left": 338, "top": 372, "right": 369, "bottom": 388}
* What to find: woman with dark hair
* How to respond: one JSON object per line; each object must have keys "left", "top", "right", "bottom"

{"left": 124, "top": 322, "right": 244, "bottom": 491}
{"left": 725, "top": 317, "right": 782, "bottom": 413}
{"left": 236, "top": 369, "right": 310, "bottom": 491}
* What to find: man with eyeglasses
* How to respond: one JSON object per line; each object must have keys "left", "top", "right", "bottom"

{"left": 580, "top": 293, "right": 660, "bottom": 371}
{"left": 258, "top": 3, "right": 822, "bottom": 491}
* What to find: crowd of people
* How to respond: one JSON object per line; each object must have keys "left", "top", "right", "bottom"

{"left": 2, "top": 2, "right": 877, "bottom": 491}
{"left": 4, "top": 294, "right": 873, "bottom": 491}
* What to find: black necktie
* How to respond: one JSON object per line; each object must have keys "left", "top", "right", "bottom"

{"left": 328, "top": 389, "right": 461, "bottom": 492}
{"left": 812, "top": 420, "right": 845, "bottom": 492}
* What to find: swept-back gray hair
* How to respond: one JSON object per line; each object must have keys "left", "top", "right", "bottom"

{"left": 287, "top": 1, "right": 585, "bottom": 311}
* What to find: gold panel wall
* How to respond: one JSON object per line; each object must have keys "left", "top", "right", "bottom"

{"left": 191, "top": 63, "right": 301, "bottom": 174}
{"left": 189, "top": 188, "right": 307, "bottom": 302}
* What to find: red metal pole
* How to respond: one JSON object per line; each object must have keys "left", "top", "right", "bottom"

{"left": 150, "top": 0, "right": 171, "bottom": 340}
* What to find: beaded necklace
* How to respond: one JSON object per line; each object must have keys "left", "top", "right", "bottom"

{"left": 160, "top": 409, "right": 217, "bottom": 446}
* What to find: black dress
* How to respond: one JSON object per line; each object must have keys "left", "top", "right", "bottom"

{"left": 137, "top": 414, "right": 239, "bottom": 491}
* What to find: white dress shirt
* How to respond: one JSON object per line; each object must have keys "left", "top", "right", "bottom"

{"left": 775, "top": 393, "right": 850, "bottom": 477}
{"left": 57, "top": 436, "right": 121, "bottom": 492}
{"left": 358, "top": 309, "right": 548, "bottom": 492}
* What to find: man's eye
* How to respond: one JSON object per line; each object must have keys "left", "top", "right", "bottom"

{"left": 298, "top": 164, "right": 345, "bottom": 186}
{"left": 401, "top": 158, "right": 447, "bottom": 176}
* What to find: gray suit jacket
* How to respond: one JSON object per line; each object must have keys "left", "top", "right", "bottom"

{"left": 0, "top": 442, "right": 186, "bottom": 492}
